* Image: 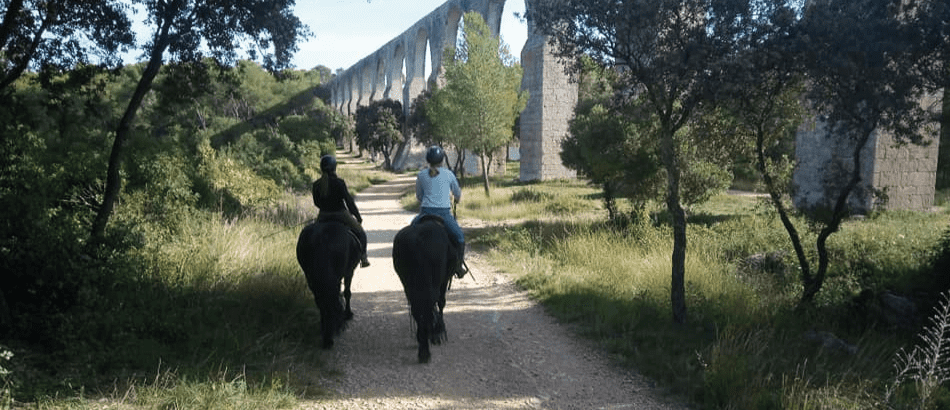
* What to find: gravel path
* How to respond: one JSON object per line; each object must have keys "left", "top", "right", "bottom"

{"left": 299, "top": 165, "right": 690, "bottom": 410}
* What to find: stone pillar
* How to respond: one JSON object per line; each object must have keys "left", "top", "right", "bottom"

{"left": 385, "top": 45, "right": 405, "bottom": 103}
{"left": 869, "top": 130, "right": 939, "bottom": 211}
{"left": 370, "top": 58, "right": 386, "bottom": 102}
{"left": 518, "top": 24, "right": 577, "bottom": 181}
{"left": 793, "top": 97, "right": 940, "bottom": 214}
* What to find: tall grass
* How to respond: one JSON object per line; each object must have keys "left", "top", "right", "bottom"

{"left": 469, "top": 166, "right": 950, "bottom": 408}
{"left": 16, "top": 186, "right": 343, "bottom": 407}
{"left": 401, "top": 172, "right": 605, "bottom": 222}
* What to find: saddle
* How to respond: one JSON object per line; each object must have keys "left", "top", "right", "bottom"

{"left": 317, "top": 215, "right": 363, "bottom": 247}
{"left": 415, "top": 215, "right": 457, "bottom": 244}
{"left": 414, "top": 215, "right": 469, "bottom": 280}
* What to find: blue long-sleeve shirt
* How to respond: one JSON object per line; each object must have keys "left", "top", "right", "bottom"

{"left": 415, "top": 167, "right": 461, "bottom": 208}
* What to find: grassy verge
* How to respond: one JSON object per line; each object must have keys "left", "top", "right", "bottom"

{"left": 462, "top": 163, "right": 950, "bottom": 409}
{"left": 5, "top": 157, "right": 391, "bottom": 408}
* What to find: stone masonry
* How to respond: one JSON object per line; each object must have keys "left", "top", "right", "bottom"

{"left": 793, "top": 94, "right": 941, "bottom": 213}
{"left": 517, "top": 3, "right": 577, "bottom": 181}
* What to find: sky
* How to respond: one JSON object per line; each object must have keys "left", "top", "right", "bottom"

{"left": 291, "top": 0, "right": 528, "bottom": 71}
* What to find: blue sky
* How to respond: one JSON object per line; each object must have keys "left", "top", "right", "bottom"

{"left": 292, "top": 0, "right": 528, "bottom": 71}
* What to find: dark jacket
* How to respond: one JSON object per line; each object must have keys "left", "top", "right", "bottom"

{"left": 312, "top": 175, "right": 363, "bottom": 223}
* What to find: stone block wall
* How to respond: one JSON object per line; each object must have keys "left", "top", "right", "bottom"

{"left": 869, "top": 131, "right": 939, "bottom": 211}
{"left": 794, "top": 115, "right": 940, "bottom": 214}
{"left": 518, "top": 27, "right": 577, "bottom": 181}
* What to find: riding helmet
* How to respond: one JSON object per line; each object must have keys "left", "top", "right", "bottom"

{"left": 425, "top": 146, "right": 445, "bottom": 165}
{"left": 320, "top": 155, "right": 337, "bottom": 174}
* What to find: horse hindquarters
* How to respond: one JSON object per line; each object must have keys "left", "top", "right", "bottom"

{"left": 296, "top": 222, "right": 358, "bottom": 350}
{"left": 393, "top": 222, "right": 451, "bottom": 363}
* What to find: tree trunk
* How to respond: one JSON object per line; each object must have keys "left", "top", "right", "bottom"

{"left": 603, "top": 182, "right": 616, "bottom": 221}
{"left": 661, "top": 128, "right": 687, "bottom": 324}
{"left": 89, "top": 20, "right": 171, "bottom": 243}
{"left": 756, "top": 130, "right": 811, "bottom": 297}
{"left": 480, "top": 153, "right": 490, "bottom": 197}
{"left": 800, "top": 129, "right": 872, "bottom": 304}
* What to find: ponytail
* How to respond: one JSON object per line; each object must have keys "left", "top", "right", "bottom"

{"left": 428, "top": 163, "right": 440, "bottom": 178}
{"left": 318, "top": 174, "right": 331, "bottom": 198}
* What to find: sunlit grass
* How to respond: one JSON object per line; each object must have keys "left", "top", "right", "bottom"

{"left": 468, "top": 167, "right": 950, "bottom": 408}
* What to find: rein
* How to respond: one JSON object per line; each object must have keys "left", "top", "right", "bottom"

{"left": 261, "top": 217, "right": 316, "bottom": 240}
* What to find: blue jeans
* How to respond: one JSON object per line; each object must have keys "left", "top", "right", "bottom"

{"left": 414, "top": 207, "right": 464, "bottom": 246}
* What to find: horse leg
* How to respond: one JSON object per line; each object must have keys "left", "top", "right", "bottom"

{"left": 342, "top": 274, "right": 353, "bottom": 321}
{"left": 431, "top": 276, "right": 449, "bottom": 345}
{"left": 430, "top": 305, "right": 447, "bottom": 346}
{"left": 318, "top": 296, "right": 335, "bottom": 349}
{"left": 412, "top": 303, "right": 432, "bottom": 363}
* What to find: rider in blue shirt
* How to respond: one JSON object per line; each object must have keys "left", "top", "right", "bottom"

{"left": 414, "top": 146, "right": 467, "bottom": 278}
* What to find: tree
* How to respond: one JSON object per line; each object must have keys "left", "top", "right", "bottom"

{"left": 407, "top": 90, "right": 437, "bottom": 147}
{"left": 711, "top": 0, "right": 817, "bottom": 306}
{"left": 563, "top": 57, "right": 735, "bottom": 223}
{"left": 561, "top": 57, "right": 662, "bottom": 221}
{"left": 789, "top": 0, "right": 934, "bottom": 303}
{"left": 428, "top": 12, "right": 528, "bottom": 196}
{"left": 0, "top": 0, "right": 134, "bottom": 92}
{"left": 531, "top": 0, "right": 755, "bottom": 323}
{"left": 355, "top": 99, "right": 404, "bottom": 170}
{"left": 89, "top": 0, "right": 310, "bottom": 243}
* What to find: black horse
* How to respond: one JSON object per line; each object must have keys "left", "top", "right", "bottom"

{"left": 392, "top": 216, "right": 459, "bottom": 363}
{"left": 296, "top": 220, "right": 360, "bottom": 349}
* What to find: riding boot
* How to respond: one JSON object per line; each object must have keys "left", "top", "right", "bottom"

{"left": 361, "top": 253, "right": 371, "bottom": 268}
{"left": 358, "top": 229, "right": 370, "bottom": 268}
{"left": 454, "top": 242, "right": 468, "bottom": 279}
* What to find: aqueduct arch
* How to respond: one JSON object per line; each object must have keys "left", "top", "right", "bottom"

{"left": 327, "top": 0, "right": 575, "bottom": 181}
{"left": 327, "top": 0, "right": 939, "bottom": 211}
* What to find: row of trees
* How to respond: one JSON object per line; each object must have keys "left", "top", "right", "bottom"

{"left": 535, "top": 0, "right": 948, "bottom": 322}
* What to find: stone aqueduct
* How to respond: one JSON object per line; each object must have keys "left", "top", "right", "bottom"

{"left": 327, "top": 0, "right": 575, "bottom": 182}
{"left": 327, "top": 0, "right": 939, "bottom": 211}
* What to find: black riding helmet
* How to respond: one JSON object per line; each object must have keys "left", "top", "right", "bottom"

{"left": 425, "top": 146, "right": 445, "bottom": 165}
{"left": 320, "top": 155, "right": 337, "bottom": 174}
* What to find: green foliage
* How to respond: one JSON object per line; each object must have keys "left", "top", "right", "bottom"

{"left": 428, "top": 12, "right": 528, "bottom": 194}
{"left": 355, "top": 99, "right": 404, "bottom": 170}
{"left": 0, "top": 0, "right": 135, "bottom": 90}
{"left": 562, "top": 58, "right": 734, "bottom": 221}
{"left": 407, "top": 90, "right": 437, "bottom": 147}
{"left": 0, "top": 56, "right": 353, "bottom": 405}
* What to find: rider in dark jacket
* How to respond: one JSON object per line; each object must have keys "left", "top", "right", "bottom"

{"left": 313, "top": 155, "right": 370, "bottom": 268}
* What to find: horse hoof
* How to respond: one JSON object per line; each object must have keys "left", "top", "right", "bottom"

{"left": 344, "top": 311, "right": 354, "bottom": 321}
{"left": 322, "top": 339, "right": 334, "bottom": 350}
{"left": 418, "top": 350, "right": 431, "bottom": 363}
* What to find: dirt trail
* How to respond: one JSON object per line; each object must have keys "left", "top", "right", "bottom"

{"left": 299, "top": 157, "right": 690, "bottom": 410}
